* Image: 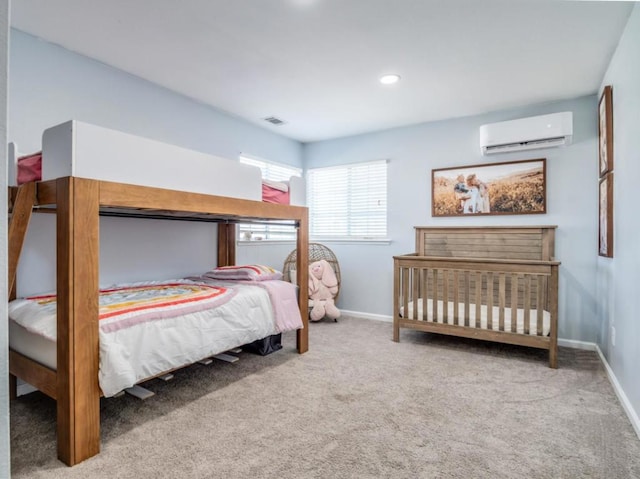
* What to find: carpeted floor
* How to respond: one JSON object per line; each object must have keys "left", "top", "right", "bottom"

{"left": 10, "top": 316, "right": 640, "bottom": 478}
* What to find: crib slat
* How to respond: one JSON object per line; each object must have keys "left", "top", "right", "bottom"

{"left": 486, "top": 272, "right": 494, "bottom": 330}
{"left": 431, "top": 269, "right": 440, "bottom": 323}
{"left": 475, "top": 272, "right": 482, "bottom": 328}
{"left": 443, "top": 270, "right": 449, "bottom": 324}
{"left": 411, "top": 268, "right": 420, "bottom": 319}
{"left": 540, "top": 275, "right": 548, "bottom": 314}
{"left": 498, "top": 273, "right": 506, "bottom": 332}
{"left": 422, "top": 268, "right": 428, "bottom": 321}
{"left": 464, "top": 271, "right": 470, "bottom": 327}
{"left": 524, "top": 275, "right": 532, "bottom": 334}
{"left": 453, "top": 271, "right": 459, "bottom": 326}
{"left": 511, "top": 274, "right": 519, "bottom": 333}
{"left": 537, "top": 275, "right": 544, "bottom": 335}
{"left": 402, "top": 268, "right": 410, "bottom": 320}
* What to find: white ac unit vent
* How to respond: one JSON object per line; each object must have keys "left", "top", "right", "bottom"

{"left": 479, "top": 112, "right": 573, "bottom": 155}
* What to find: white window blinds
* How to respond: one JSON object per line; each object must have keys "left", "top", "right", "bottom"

{"left": 307, "top": 160, "right": 387, "bottom": 239}
{"left": 239, "top": 155, "right": 302, "bottom": 181}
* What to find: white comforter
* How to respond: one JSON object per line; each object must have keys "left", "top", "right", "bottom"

{"left": 9, "top": 280, "right": 296, "bottom": 397}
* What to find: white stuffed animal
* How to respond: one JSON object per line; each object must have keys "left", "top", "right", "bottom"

{"left": 308, "top": 259, "right": 341, "bottom": 321}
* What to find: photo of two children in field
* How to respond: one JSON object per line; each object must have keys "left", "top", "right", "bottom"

{"left": 453, "top": 173, "right": 490, "bottom": 214}
{"left": 432, "top": 159, "right": 546, "bottom": 217}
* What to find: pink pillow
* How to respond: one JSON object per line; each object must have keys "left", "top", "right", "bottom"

{"left": 204, "top": 264, "right": 282, "bottom": 281}
{"left": 17, "top": 152, "right": 42, "bottom": 185}
{"left": 262, "top": 183, "right": 290, "bottom": 204}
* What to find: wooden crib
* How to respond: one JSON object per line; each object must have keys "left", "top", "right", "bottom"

{"left": 393, "top": 226, "right": 560, "bottom": 367}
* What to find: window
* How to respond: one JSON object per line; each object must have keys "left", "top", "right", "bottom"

{"left": 238, "top": 154, "right": 302, "bottom": 241}
{"left": 307, "top": 160, "right": 387, "bottom": 240}
{"left": 239, "top": 155, "right": 302, "bottom": 182}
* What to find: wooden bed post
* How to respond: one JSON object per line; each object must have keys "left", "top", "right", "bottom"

{"left": 549, "top": 264, "right": 559, "bottom": 369}
{"left": 296, "top": 211, "right": 309, "bottom": 354}
{"left": 217, "top": 222, "right": 236, "bottom": 267}
{"left": 56, "top": 177, "right": 101, "bottom": 465}
{"left": 393, "top": 257, "right": 400, "bottom": 342}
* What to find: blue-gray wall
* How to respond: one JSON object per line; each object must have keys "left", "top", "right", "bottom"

{"left": 3, "top": 7, "right": 639, "bottom": 468}
{"left": 598, "top": 4, "right": 640, "bottom": 433}
{"left": 305, "top": 96, "right": 599, "bottom": 344}
{"left": 9, "top": 30, "right": 302, "bottom": 169}
{"left": 9, "top": 29, "right": 303, "bottom": 295}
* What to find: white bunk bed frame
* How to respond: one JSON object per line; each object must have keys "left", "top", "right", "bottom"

{"left": 8, "top": 120, "right": 306, "bottom": 205}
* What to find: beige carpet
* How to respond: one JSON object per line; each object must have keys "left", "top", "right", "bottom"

{"left": 10, "top": 316, "right": 640, "bottom": 478}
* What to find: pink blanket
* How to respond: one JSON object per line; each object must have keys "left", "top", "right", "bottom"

{"left": 249, "top": 280, "right": 303, "bottom": 332}
{"left": 190, "top": 276, "right": 303, "bottom": 333}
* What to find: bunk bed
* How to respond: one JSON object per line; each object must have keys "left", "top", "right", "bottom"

{"left": 393, "top": 226, "right": 559, "bottom": 368}
{"left": 7, "top": 121, "right": 309, "bottom": 467}
{"left": 8, "top": 120, "right": 306, "bottom": 205}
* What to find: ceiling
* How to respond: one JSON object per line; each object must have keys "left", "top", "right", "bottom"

{"left": 10, "top": 0, "right": 634, "bottom": 143}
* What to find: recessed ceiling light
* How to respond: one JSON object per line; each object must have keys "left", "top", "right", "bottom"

{"left": 379, "top": 74, "right": 401, "bottom": 85}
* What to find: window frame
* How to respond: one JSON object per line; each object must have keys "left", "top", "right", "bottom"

{"left": 306, "top": 159, "right": 389, "bottom": 242}
{"left": 238, "top": 154, "right": 302, "bottom": 242}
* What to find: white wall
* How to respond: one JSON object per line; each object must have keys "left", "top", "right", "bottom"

{"left": 304, "top": 96, "right": 600, "bottom": 342}
{"left": 9, "top": 29, "right": 303, "bottom": 295}
{"left": 1, "top": 2, "right": 10, "bottom": 476}
{"left": 597, "top": 4, "right": 640, "bottom": 429}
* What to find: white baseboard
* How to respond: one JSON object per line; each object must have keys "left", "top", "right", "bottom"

{"left": 559, "top": 339, "right": 640, "bottom": 438}
{"left": 557, "top": 338, "right": 597, "bottom": 351}
{"left": 341, "top": 310, "right": 392, "bottom": 322}
{"left": 594, "top": 344, "right": 640, "bottom": 440}
{"left": 346, "top": 312, "right": 640, "bottom": 439}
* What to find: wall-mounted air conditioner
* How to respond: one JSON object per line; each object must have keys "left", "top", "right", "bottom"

{"left": 479, "top": 111, "right": 573, "bottom": 155}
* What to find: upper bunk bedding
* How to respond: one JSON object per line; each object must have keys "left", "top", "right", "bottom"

{"left": 9, "top": 120, "right": 306, "bottom": 205}
{"left": 9, "top": 276, "right": 302, "bottom": 397}
{"left": 262, "top": 179, "right": 291, "bottom": 204}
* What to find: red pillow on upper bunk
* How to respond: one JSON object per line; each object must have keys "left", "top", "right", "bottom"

{"left": 17, "top": 152, "right": 42, "bottom": 185}
{"left": 203, "top": 264, "right": 283, "bottom": 281}
{"left": 262, "top": 180, "right": 290, "bottom": 205}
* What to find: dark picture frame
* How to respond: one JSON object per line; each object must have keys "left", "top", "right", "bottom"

{"left": 599, "top": 172, "right": 614, "bottom": 258}
{"left": 431, "top": 158, "right": 546, "bottom": 217}
{"left": 599, "top": 85, "right": 613, "bottom": 177}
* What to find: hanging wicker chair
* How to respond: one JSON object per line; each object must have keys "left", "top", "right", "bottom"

{"left": 283, "top": 243, "right": 341, "bottom": 302}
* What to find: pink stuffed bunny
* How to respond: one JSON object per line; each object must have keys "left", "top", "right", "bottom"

{"left": 308, "top": 259, "right": 341, "bottom": 321}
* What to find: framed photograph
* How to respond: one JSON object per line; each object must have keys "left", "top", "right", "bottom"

{"left": 599, "top": 172, "right": 613, "bottom": 258}
{"left": 432, "top": 158, "right": 546, "bottom": 217}
{"left": 599, "top": 85, "right": 613, "bottom": 177}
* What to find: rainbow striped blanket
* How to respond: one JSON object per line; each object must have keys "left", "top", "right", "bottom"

{"left": 10, "top": 280, "right": 237, "bottom": 340}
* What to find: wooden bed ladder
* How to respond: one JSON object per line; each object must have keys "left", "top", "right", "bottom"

{"left": 7, "top": 182, "right": 36, "bottom": 400}
{"left": 8, "top": 182, "right": 35, "bottom": 300}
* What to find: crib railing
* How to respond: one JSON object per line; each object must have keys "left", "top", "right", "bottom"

{"left": 393, "top": 254, "right": 560, "bottom": 365}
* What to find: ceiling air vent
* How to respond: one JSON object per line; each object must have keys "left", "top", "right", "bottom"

{"left": 263, "top": 116, "right": 286, "bottom": 126}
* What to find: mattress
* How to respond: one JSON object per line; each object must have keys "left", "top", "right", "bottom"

{"left": 401, "top": 298, "right": 550, "bottom": 336}
{"left": 9, "top": 279, "right": 298, "bottom": 397}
